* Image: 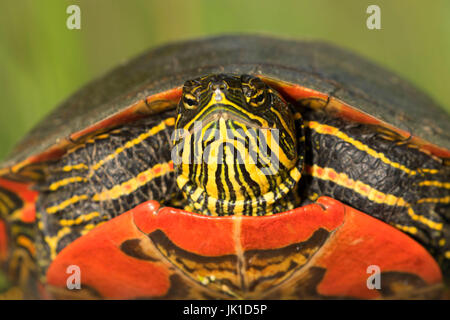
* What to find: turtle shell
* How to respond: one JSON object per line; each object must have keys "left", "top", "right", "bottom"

{"left": 1, "top": 34, "right": 449, "bottom": 177}
{"left": 44, "top": 197, "right": 442, "bottom": 299}
{"left": 0, "top": 35, "right": 449, "bottom": 300}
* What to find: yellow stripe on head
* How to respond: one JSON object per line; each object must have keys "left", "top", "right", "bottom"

{"left": 174, "top": 74, "right": 303, "bottom": 217}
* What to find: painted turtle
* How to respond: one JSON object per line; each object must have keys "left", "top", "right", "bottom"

{"left": 0, "top": 35, "right": 448, "bottom": 299}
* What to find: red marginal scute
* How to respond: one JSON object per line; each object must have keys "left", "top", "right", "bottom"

{"left": 46, "top": 203, "right": 171, "bottom": 299}
{"left": 314, "top": 197, "right": 442, "bottom": 299}
{"left": 46, "top": 197, "right": 442, "bottom": 299}
{"left": 261, "top": 76, "right": 450, "bottom": 159}
{"left": 0, "top": 178, "right": 37, "bottom": 224}
{"left": 133, "top": 202, "right": 237, "bottom": 256}
{"left": 0, "top": 88, "right": 183, "bottom": 175}
{"left": 239, "top": 202, "right": 344, "bottom": 251}
{"left": 0, "top": 219, "right": 7, "bottom": 262}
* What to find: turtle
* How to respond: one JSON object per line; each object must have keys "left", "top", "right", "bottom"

{"left": 0, "top": 35, "right": 448, "bottom": 300}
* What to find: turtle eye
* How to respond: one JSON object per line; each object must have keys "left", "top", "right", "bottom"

{"left": 183, "top": 93, "right": 198, "bottom": 110}
{"left": 251, "top": 90, "right": 266, "bottom": 106}
{"left": 244, "top": 88, "right": 266, "bottom": 107}
{"left": 241, "top": 76, "right": 268, "bottom": 107}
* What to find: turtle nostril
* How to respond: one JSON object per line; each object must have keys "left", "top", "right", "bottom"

{"left": 210, "top": 80, "right": 227, "bottom": 91}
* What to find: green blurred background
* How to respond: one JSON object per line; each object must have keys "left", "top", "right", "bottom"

{"left": 0, "top": 0, "right": 449, "bottom": 161}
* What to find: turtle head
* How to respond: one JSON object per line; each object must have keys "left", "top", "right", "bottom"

{"left": 172, "top": 74, "right": 304, "bottom": 216}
